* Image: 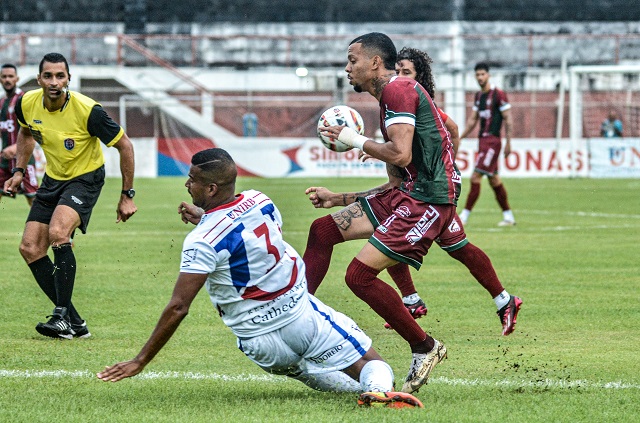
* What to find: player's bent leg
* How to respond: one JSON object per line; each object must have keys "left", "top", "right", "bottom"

{"left": 291, "top": 371, "right": 362, "bottom": 392}
{"left": 303, "top": 215, "right": 345, "bottom": 294}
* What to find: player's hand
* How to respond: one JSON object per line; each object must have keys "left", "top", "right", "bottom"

{"left": 1, "top": 144, "right": 17, "bottom": 159}
{"left": 359, "top": 151, "right": 374, "bottom": 162}
{"left": 504, "top": 143, "right": 512, "bottom": 157}
{"left": 97, "top": 360, "right": 144, "bottom": 382}
{"left": 178, "top": 201, "right": 203, "bottom": 225}
{"left": 116, "top": 197, "right": 137, "bottom": 223}
{"left": 305, "top": 186, "right": 338, "bottom": 209}
{"left": 2, "top": 173, "right": 22, "bottom": 198}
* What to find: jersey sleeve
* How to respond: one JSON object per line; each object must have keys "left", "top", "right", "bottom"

{"left": 87, "top": 105, "right": 125, "bottom": 147}
{"left": 180, "top": 236, "right": 218, "bottom": 274}
{"left": 381, "top": 79, "right": 419, "bottom": 128}
{"left": 15, "top": 96, "right": 27, "bottom": 127}
{"left": 497, "top": 89, "right": 512, "bottom": 112}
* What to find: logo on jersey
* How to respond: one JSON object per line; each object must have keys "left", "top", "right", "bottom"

{"left": 405, "top": 206, "right": 440, "bottom": 245}
{"left": 226, "top": 197, "right": 256, "bottom": 219}
{"left": 448, "top": 219, "right": 461, "bottom": 233}
{"left": 181, "top": 248, "right": 198, "bottom": 267}
{"left": 64, "top": 138, "right": 75, "bottom": 150}
{"left": 71, "top": 195, "right": 83, "bottom": 205}
{"left": 376, "top": 214, "right": 396, "bottom": 234}
{"left": 309, "top": 345, "right": 344, "bottom": 364}
{"left": 34, "top": 119, "right": 42, "bottom": 124}
{"left": 395, "top": 205, "right": 411, "bottom": 217}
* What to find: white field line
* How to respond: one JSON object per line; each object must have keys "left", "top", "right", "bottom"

{"left": 0, "top": 369, "right": 638, "bottom": 390}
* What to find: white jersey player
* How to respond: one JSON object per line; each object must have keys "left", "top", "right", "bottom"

{"left": 98, "top": 148, "right": 423, "bottom": 409}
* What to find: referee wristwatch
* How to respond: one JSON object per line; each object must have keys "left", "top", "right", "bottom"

{"left": 121, "top": 188, "right": 136, "bottom": 198}
{"left": 11, "top": 167, "right": 25, "bottom": 175}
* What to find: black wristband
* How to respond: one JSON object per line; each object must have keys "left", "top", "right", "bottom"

{"left": 11, "top": 167, "right": 25, "bottom": 175}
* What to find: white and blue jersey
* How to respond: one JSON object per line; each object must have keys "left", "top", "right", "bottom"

{"left": 180, "top": 190, "right": 308, "bottom": 337}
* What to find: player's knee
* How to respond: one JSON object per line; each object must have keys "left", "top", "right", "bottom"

{"left": 345, "top": 258, "right": 379, "bottom": 289}
{"left": 307, "top": 215, "right": 341, "bottom": 247}
{"left": 48, "top": 226, "right": 73, "bottom": 246}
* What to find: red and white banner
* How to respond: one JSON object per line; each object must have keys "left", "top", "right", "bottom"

{"left": 105, "top": 137, "right": 598, "bottom": 178}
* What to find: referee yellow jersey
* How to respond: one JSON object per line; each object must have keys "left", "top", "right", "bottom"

{"left": 16, "top": 89, "right": 124, "bottom": 180}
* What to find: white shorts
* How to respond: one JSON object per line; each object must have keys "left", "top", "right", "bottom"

{"left": 237, "top": 294, "right": 372, "bottom": 375}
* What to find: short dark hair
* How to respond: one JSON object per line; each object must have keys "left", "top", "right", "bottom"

{"left": 191, "top": 148, "right": 237, "bottom": 186}
{"left": 1, "top": 63, "right": 17, "bottom": 72}
{"left": 474, "top": 62, "right": 490, "bottom": 73}
{"left": 397, "top": 47, "right": 435, "bottom": 98}
{"left": 39, "top": 53, "right": 70, "bottom": 74}
{"left": 349, "top": 32, "right": 397, "bottom": 70}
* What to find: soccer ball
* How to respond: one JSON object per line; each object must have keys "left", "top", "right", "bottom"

{"left": 317, "top": 105, "right": 365, "bottom": 152}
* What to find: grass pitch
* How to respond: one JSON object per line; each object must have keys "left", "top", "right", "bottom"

{"left": 1, "top": 176, "right": 638, "bottom": 422}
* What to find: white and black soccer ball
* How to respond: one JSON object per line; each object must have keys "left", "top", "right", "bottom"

{"left": 317, "top": 105, "right": 365, "bottom": 152}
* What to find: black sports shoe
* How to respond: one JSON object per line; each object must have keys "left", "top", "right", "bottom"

{"left": 71, "top": 320, "right": 91, "bottom": 339}
{"left": 36, "top": 306, "right": 74, "bottom": 340}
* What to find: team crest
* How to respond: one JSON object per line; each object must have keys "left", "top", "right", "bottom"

{"left": 64, "top": 138, "right": 75, "bottom": 150}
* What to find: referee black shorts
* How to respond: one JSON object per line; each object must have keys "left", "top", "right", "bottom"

{"left": 27, "top": 166, "right": 106, "bottom": 234}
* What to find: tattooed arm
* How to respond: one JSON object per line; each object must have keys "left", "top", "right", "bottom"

{"left": 306, "top": 163, "right": 405, "bottom": 209}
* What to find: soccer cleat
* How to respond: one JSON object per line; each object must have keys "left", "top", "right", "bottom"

{"left": 71, "top": 320, "right": 91, "bottom": 339}
{"left": 401, "top": 340, "right": 447, "bottom": 394}
{"left": 497, "top": 295, "right": 523, "bottom": 336}
{"left": 384, "top": 299, "right": 428, "bottom": 330}
{"left": 35, "top": 306, "right": 74, "bottom": 340}
{"left": 357, "top": 391, "right": 424, "bottom": 409}
{"left": 497, "top": 219, "right": 516, "bottom": 227}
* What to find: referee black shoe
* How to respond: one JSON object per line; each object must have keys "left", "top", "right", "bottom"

{"left": 36, "top": 306, "right": 74, "bottom": 340}
{"left": 71, "top": 320, "right": 91, "bottom": 339}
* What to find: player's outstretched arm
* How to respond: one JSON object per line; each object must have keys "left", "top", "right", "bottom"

{"left": 97, "top": 272, "right": 207, "bottom": 382}
{"left": 178, "top": 202, "right": 204, "bottom": 225}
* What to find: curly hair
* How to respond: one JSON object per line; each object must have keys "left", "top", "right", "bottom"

{"left": 396, "top": 47, "right": 435, "bottom": 98}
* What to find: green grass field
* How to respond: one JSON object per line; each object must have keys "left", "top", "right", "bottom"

{"left": 1, "top": 176, "right": 639, "bottom": 422}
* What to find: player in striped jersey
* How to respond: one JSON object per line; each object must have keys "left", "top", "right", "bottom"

{"left": 317, "top": 32, "right": 522, "bottom": 394}
{"left": 459, "top": 62, "right": 516, "bottom": 227}
{"left": 98, "top": 148, "right": 423, "bottom": 408}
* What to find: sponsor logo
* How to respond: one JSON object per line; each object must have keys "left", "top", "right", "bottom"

{"left": 249, "top": 294, "right": 301, "bottom": 324}
{"left": 181, "top": 248, "right": 198, "bottom": 267}
{"left": 479, "top": 109, "right": 491, "bottom": 119}
{"left": 226, "top": 198, "right": 256, "bottom": 219}
{"left": 64, "top": 138, "right": 75, "bottom": 150}
{"left": 34, "top": 119, "right": 42, "bottom": 124}
{"left": 309, "top": 345, "right": 344, "bottom": 364}
{"left": 405, "top": 206, "right": 440, "bottom": 245}
{"left": 70, "top": 195, "right": 83, "bottom": 205}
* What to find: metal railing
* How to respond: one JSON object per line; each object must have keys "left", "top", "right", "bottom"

{"left": 2, "top": 32, "right": 639, "bottom": 69}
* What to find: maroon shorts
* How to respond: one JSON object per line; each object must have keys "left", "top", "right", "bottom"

{"left": 0, "top": 164, "right": 38, "bottom": 197}
{"left": 358, "top": 188, "right": 468, "bottom": 270}
{"left": 474, "top": 135, "right": 502, "bottom": 175}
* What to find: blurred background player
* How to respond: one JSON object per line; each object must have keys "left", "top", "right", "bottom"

{"left": 97, "top": 148, "right": 423, "bottom": 409}
{"left": 600, "top": 110, "right": 623, "bottom": 137}
{"left": 0, "top": 63, "right": 38, "bottom": 206}
{"left": 305, "top": 46, "right": 521, "bottom": 337}
{"left": 459, "top": 62, "right": 515, "bottom": 227}
{"left": 3, "top": 53, "right": 137, "bottom": 339}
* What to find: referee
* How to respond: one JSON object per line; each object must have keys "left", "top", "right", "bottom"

{"left": 3, "top": 53, "right": 137, "bottom": 339}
